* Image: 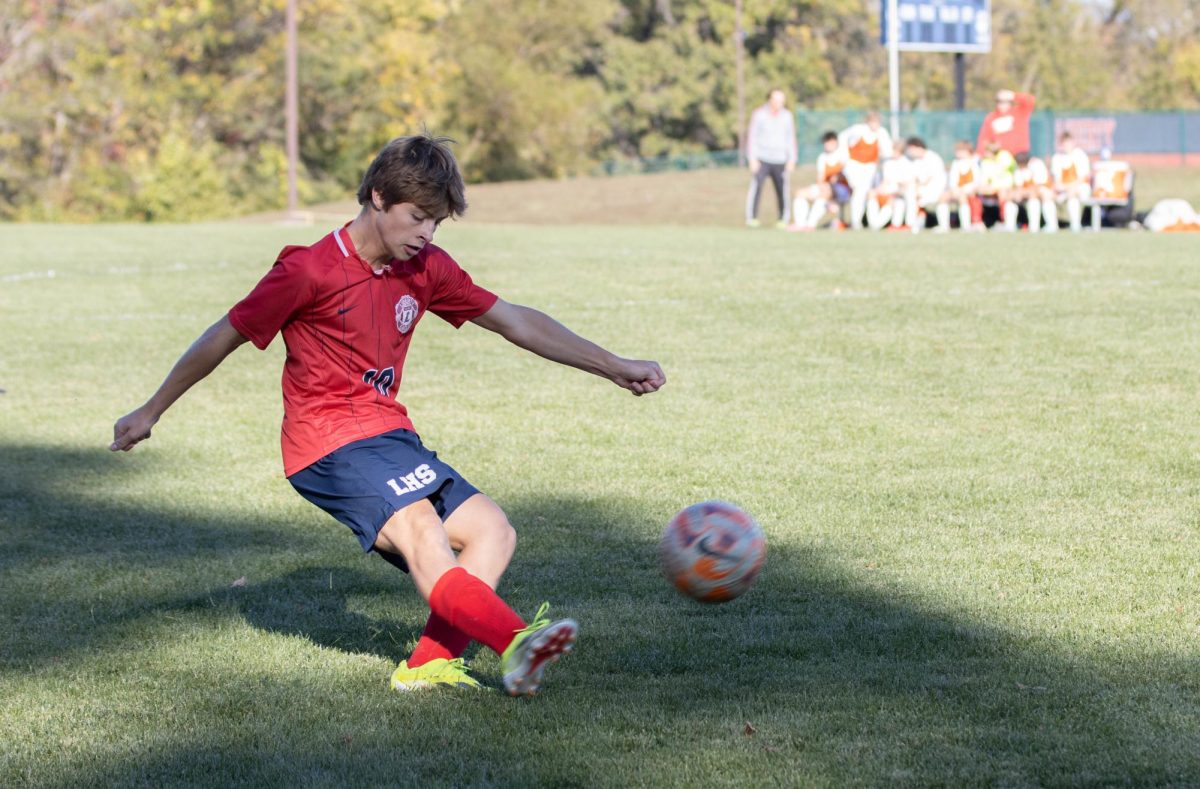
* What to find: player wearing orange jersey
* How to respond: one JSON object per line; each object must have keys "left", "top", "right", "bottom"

{"left": 838, "top": 111, "right": 894, "bottom": 229}
{"left": 1008, "top": 152, "right": 1055, "bottom": 232}
{"left": 790, "top": 131, "right": 850, "bottom": 230}
{"left": 937, "top": 140, "right": 983, "bottom": 231}
{"left": 866, "top": 151, "right": 913, "bottom": 230}
{"left": 1050, "top": 132, "right": 1091, "bottom": 232}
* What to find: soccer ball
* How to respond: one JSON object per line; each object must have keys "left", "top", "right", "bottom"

{"left": 659, "top": 500, "right": 766, "bottom": 603}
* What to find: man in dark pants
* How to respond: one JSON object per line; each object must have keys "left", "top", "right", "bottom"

{"left": 744, "top": 88, "right": 797, "bottom": 228}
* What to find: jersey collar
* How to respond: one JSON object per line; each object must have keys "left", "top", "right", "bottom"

{"left": 334, "top": 223, "right": 391, "bottom": 276}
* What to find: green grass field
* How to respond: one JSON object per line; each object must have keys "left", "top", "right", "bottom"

{"left": 256, "top": 163, "right": 1200, "bottom": 228}
{"left": 2, "top": 209, "right": 1199, "bottom": 785}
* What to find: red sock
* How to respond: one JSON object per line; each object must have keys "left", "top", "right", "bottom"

{"left": 428, "top": 567, "right": 526, "bottom": 656}
{"left": 970, "top": 196, "right": 983, "bottom": 224}
{"left": 407, "top": 611, "right": 472, "bottom": 668}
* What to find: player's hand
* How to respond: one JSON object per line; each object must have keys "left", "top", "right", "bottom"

{"left": 748, "top": 159, "right": 760, "bottom": 174}
{"left": 110, "top": 406, "right": 158, "bottom": 452}
{"left": 611, "top": 359, "right": 666, "bottom": 397}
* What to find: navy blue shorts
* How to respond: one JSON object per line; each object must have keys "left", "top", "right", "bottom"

{"left": 832, "top": 181, "right": 851, "bottom": 204}
{"left": 288, "top": 429, "right": 480, "bottom": 572}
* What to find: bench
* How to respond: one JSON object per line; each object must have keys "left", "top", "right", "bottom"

{"left": 1085, "top": 160, "right": 1135, "bottom": 230}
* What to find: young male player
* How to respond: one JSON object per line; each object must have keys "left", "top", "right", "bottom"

{"left": 1050, "top": 132, "right": 1091, "bottom": 232}
{"left": 937, "top": 140, "right": 983, "bottom": 231}
{"left": 978, "top": 142, "right": 1017, "bottom": 230}
{"left": 110, "top": 134, "right": 666, "bottom": 696}
{"left": 900, "top": 137, "right": 946, "bottom": 233}
{"left": 1010, "top": 151, "right": 1055, "bottom": 232}
{"left": 839, "top": 111, "right": 893, "bottom": 229}
{"left": 790, "top": 131, "right": 850, "bottom": 230}
{"left": 865, "top": 150, "right": 912, "bottom": 230}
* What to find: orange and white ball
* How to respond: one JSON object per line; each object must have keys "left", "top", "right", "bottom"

{"left": 660, "top": 501, "right": 766, "bottom": 603}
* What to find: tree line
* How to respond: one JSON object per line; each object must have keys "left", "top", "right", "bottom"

{"left": 1, "top": 0, "right": 1196, "bottom": 221}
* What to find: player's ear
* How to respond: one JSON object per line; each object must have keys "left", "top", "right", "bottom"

{"left": 371, "top": 189, "right": 384, "bottom": 211}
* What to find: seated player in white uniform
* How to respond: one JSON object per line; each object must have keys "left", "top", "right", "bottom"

{"left": 1050, "top": 132, "right": 1091, "bottom": 232}
{"left": 1009, "top": 152, "right": 1055, "bottom": 232}
{"left": 937, "top": 140, "right": 983, "bottom": 231}
{"left": 866, "top": 152, "right": 914, "bottom": 230}
{"left": 791, "top": 131, "right": 851, "bottom": 230}
{"left": 901, "top": 137, "right": 947, "bottom": 233}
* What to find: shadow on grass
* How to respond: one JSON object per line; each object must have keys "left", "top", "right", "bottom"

{"left": 3, "top": 441, "right": 1198, "bottom": 784}
{"left": 0, "top": 443, "right": 424, "bottom": 668}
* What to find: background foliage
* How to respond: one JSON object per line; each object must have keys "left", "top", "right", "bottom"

{"left": 1, "top": 0, "right": 1196, "bottom": 220}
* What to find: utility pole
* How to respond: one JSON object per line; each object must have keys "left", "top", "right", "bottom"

{"left": 954, "top": 52, "right": 965, "bottom": 111}
{"left": 285, "top": 0, "right": 299, "bottom": 216}
{"left": 887, "top": 0, "right": 900, "bottom": 140}
{"left": 735, "top": 0, "right": 745, "bottom": 167}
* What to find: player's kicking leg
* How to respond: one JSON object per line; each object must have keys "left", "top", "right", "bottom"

{"left": 376, "top": 497, "right": 576, "bottom": 696}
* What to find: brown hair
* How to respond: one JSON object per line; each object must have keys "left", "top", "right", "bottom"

{"left": 357, "top": 134, "right": 467, "bottom": 219}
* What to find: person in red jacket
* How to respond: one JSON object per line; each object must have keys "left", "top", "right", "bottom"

{"left": 975, "top": 89, "right": 1036, "bottom": 157}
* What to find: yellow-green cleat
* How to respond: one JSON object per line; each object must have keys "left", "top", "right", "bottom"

{"left": 500, "top": 603, "right": 578, "bottom": 697}
{"left": 390, "top": 657, "right": 482, "bottom": 692}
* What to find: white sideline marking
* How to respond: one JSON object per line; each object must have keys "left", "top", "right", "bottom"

{"left": 1, "top": 270, "right": 56, "bottom": 282}
{"left": 1, "top": 260, "right": 231, "bottom": 283}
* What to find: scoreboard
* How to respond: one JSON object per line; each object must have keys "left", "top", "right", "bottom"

{"left": 881, "top": 0, "right": 992, "bottom": 53}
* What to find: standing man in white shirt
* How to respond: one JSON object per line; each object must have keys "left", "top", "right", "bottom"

{"left": 744, "top": 88, "right": 798, "bottom": 228}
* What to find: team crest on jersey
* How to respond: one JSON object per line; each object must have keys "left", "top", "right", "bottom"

{"left": 394, "top": 295, "right": 419, "bottom": 334}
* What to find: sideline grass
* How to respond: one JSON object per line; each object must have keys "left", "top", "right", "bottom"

{"left": 245, "top": 164, "right": 1200, "bottom": 228}
{"left": 2, "top": 222, "right": 1199, "bottom": 785}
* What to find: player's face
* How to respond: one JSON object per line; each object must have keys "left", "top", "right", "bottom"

{"left": 374, "top": 200, "right": 444, "bottom": 261}
{"left": 823, "top": 139, "right": 838, "bottom": 153}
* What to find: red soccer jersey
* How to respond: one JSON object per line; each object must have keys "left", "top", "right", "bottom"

{"left": 228, "top": 226, "right": 498, "bottom": 476}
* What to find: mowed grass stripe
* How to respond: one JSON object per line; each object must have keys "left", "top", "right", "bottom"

{"left": 1, "top": 222, "right": 1198, "bottom": 785}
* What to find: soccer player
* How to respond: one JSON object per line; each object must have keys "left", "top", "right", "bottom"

{"left": 978, "top": 143, "right": 1017, "bottom": 230}
{"left": 744, "top": 88, "right": 798, "bottom": 228}
{"left": 1050, "top": 132, "right": 1091, "bottom": 232}
{"left": 790, "top": 131, "right": 850, "bottom": 230}
{"left": 109, "top": 134, "right": 666, "bottom": 696}
{"left": 901, "top": 137, "right": 947, "bottom": 233}
{"left": 865, "top": 150, "right": 913, "bottom": 230}
{"left": 976, "top": 89, "right": 1036, "bottom": 157}
{"left": 938, "top": 140, "right": 983, "bottom": 231}
{"left": 1009, "top": 152, "right": 1055, "bottom": 232}
{"left": 839, "top": 111, "right": 894, "bottom": 229}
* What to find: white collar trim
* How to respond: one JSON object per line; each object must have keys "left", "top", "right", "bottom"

{"left": 333, "top": 229, "right": 350, "bottom": 257}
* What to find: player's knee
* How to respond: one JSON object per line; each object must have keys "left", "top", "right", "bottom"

{"left": 490, "top": 517, "right": 517, "bottom": 559}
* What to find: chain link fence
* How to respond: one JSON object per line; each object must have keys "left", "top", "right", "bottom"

{"left": 595, "top": 110, "right": 1200, "bottom": 174}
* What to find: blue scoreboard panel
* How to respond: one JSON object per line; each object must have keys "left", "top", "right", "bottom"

{"left": 881, "top": 0, "right": 992, "bottom": 53}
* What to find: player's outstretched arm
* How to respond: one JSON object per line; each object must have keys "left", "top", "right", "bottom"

{"left": 110, "top": 315, "right": 249, "bottom": 451}
{"left": 471, "top": 299, "right": 665, "bottom": 397}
